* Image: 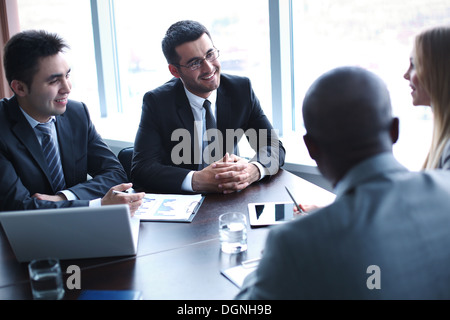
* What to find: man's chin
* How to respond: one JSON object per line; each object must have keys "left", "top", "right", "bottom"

{"left": 52, "top": 106, "right": 67, "bottom": 116}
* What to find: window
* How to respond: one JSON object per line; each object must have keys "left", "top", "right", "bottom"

{"left": 98, "top": 0, "right": 271, "bottom": 145}
{"left": 15, "top": 0, "right": 450, "bottom": 171}
{"left": 290, "top": 0, "right": 450, "bottom": 170}
{"left": 17, "top": 0, "right": 99, "bottom": 116}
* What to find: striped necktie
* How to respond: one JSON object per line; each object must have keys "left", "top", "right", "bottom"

{"left": 36, "top": 123, "right": 66, "bottom": 193}
{"left": 202, "top": 99, "right": 217, "bottom": 168}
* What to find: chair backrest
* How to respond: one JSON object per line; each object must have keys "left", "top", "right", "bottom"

{"left": 118, "top": 147, "right": 134, "bottom": 181}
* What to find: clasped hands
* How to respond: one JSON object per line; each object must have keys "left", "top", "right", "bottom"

{"left": 192, "top": 153, "right": 260, "bottom": 194}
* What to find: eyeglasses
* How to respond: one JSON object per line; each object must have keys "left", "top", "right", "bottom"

{"left": 174, "top": 49, "right": 220, "bottom": 71}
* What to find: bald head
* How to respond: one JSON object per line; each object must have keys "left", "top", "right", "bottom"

{"left": 302, "top": 67, "right": 398, "bottom": 185}
{"left": 303, "top": 67, "right": 394, "bottom": 149}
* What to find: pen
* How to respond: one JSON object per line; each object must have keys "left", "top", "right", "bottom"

{"left": 285, "top": 186, "right": 304, "bottom": 213}
{"left": 242, "top": 257, "right": 261, "bottom": 268}
{"left": 113, "top": 190, "right": 129, "bottom": 195}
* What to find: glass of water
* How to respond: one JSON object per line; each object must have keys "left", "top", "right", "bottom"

{"left": 28, "top": 258, "right": 65, "bottom": 300}
{"left": 219, "top": 212, "right": 248, "bottom": 254}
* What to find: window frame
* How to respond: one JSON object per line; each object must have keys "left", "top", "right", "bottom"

{"left": 0, "top": 0, "right": 20, "bottom": 98}
{"left": 6, "top": 0, "right": 447, "bottom": 190}
{"left": 90, "top": 0, "right": 122, "bottom": 117}
{"left": 92, "top": 0, "right": 316, "bottom": 173}
{"left": 91, "top": 0, "right": 294, "bottom": 129}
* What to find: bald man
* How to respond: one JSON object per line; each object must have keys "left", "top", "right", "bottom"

{"left": 236, "top": 67, "right": 450, "bottom": 299}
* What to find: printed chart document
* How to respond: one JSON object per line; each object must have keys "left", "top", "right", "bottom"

{"left": 134, "top": 193, "right": 204, "bottom": 222}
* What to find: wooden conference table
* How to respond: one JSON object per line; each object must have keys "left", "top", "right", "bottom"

{"left": 0, "top": 169, "right": 335, "bottom": 300}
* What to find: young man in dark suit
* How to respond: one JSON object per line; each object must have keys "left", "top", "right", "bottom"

{"left": 0, "top": 30, "right": 144, "bottom": 212}
{"left": 132, "top": 20, "right": 285, "bottom": 194}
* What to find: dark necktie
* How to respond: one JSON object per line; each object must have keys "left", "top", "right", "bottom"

{"left": 202, "top": 99, "right": 217, "bottom": 168}
{"left": 36, "top": 123, "right": 66, "bottom": 193}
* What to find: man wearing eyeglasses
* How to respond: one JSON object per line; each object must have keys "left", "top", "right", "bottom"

{"left": 132, "top": 20, "right": 285, "bottom": 194}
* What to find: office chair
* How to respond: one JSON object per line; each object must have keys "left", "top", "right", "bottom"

{"left": 118, "top": 146, "right": 134, "bottom": 181}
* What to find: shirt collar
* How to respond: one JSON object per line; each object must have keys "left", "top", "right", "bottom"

{"left": 19, "top": 106, "right": 56, "bottom": 128}
{"left": 183, "top": 87, "right": 217, "bottom": 110}
{"left": 334, "top": 152, "right": 408, "bottom": 198}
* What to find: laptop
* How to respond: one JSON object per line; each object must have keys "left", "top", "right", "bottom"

{"left": 0, "top": 205, "right": 140, "bottom": 262}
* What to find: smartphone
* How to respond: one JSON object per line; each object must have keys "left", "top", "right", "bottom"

{"left": 247, "top": 202, "right": 295, "bottom": 227}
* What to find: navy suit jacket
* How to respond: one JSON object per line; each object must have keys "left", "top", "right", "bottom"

{"left": 132, "top": 74, "right": 285, "bottom": 193}
{"left": 0, "top": 96, "right": 127, "bottom": 211}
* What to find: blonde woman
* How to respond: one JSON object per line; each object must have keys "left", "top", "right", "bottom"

{"left": 404, "top": 25, "right": 450, "bottom": 170}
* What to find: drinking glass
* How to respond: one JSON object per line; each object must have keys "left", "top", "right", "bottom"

{"left": 219, "top": 212, "right": 248, "bottom": 254}
{"left": 28, "top": 258, "right": 65, "bottom": 300}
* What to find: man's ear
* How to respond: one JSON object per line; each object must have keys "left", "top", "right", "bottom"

{"left": 390, "top": 117, "right": 399, "bottom": 144}
{"left": 303, "top": 134, "right": 320, "bottom": 161}
{"left": 168, "top": 64, "right": 181, "bottom": 78}
{"left": 10, "top": 80, "right": 29, "bottom": 97}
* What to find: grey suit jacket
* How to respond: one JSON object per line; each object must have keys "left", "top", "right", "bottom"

{"left": 237, "top": 153, "right": 450, "bottom": 299}
{"left": 0, "top": 96, "right": 127, "bottom": 211}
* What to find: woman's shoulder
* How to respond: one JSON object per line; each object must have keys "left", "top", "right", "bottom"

{"left": 439, "top": 139, "right": 450, "bottom": 170}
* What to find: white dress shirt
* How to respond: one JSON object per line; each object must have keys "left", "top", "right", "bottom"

{"left": 180, "top": 88, "right": 265, "bottom": 192}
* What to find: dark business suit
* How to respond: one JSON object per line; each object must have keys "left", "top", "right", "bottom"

{"left": 132, "top": 74, "right": 285, "bottom": 193}
{"left": 0, "top": 96, "right": 128, "bottom": 211}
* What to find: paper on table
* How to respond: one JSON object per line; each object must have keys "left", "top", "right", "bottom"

{"left": 134, "top": 193, "right": 204, "bottom": 222}
{"left": 221, "top": 258, "right": 260, "bottom": 288}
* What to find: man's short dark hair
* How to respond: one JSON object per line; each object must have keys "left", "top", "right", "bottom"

{"left": 3, "top": 30, "right": 69, "bottom": 89}
{"left": 162, "top": 20, "right": 211, "bottom": 65}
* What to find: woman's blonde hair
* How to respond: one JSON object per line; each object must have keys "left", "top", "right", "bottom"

{"left": 414, "top": 25, "right": 450, "bottom": 169}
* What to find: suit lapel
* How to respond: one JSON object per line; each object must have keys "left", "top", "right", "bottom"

{"left": 174, "top": 80, "right": 198, "bottom": 167}
{"left": 216, "top": 84, "right": 237, "bottom": 155}
{"left": 216, "top": 85, "right": 231, "bottom": 133}
{"left": 8, "top": 97, "right": 52, "bottom": 184}
{"left": 55, "top": 111, "right": 74, "bottom": 186}
{"left": 175, "top": 80, "right": 195, "bottom": 131}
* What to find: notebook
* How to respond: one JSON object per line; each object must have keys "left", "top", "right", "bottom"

{"left": 0, "top": 204, "right": 140, "bottom": 262}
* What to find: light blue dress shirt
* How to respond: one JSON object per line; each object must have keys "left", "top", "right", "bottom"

{"left": 20, "top": 107, "right": 101, "bottom": 206}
